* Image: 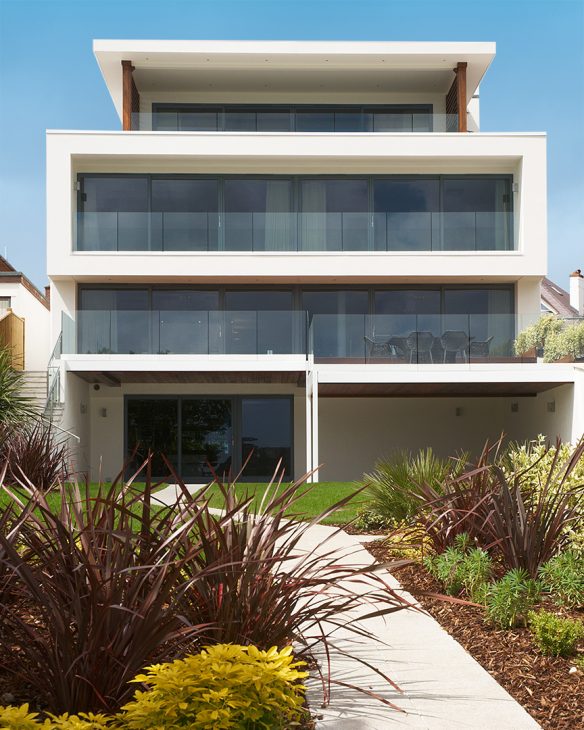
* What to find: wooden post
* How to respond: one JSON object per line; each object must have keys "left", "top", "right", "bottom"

{"left": 456, "top": 62, "right": 468, "bottom": 132}
{"left": 122, "top": 60, "right": 134, "bottom": 131}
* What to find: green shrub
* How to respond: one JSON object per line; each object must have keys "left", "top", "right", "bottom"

{"left": 543, "top": 321, "right": 584, "bottom": 362}
{"left": 120, "top": 644, "right": 308, "bottom": 730}
{"left": 424, "top": 540, "right": 492, "bottom": 598}
{"left": 460, "top": 548, "right": 493, "bottom": 599}
{"left": 528, "top": 610, "right": 584, "bottom": 657}
{"left": 485, "top": 569, "right": 540, "bottom": 628}
{"left": 353, "top": 507, "right": 395, "bottom": 532}
{"left": 363, "top": 448, "right": 462, "bottom": 525}
{"left": 539, "top": 552, "right": 584, "bottom": 608}
{"left": 500, "top": 436, "right": 584, "bottom": 553}
{"left": 513, "top": 314, "right": 563, "bottom": 356}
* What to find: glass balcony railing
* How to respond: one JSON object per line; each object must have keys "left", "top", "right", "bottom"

{"left": 76, "top": 211, "right": 513, "bottom": 253}
{"left": 308, "top": 313, "right": 535, "bottom": 363}
{"left": 72, "top": 310, "right": 308, "bottom": 356}
{"left": 129, "top": 111, "right": 462, "bottom": 134}
{"left": 66, "top": 309, "right": 551, "bottom": 365}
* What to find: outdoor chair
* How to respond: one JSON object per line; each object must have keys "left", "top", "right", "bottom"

{"left": 405, "top": 331, "right": 435, "bottom": 363}
{"left": 469, "top": 335, "right": 494, "bottom": 359}
{"left": 440, "top": 330, "right": 470, "bottom": 362}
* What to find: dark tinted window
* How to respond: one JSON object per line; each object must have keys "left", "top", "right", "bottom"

{"left": 224, "top": 179, "right": 293, "bottom": 251}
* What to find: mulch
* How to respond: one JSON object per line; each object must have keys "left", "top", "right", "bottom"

{"left": 365, "top": 540, "right": 584, "bottom": 730}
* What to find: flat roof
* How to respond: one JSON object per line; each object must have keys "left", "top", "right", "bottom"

{"left": 93, "top": 40, "right": 496, "bottom": 121}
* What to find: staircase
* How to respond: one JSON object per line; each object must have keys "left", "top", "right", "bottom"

{"left": 21, "top": 371, "right": 49, "bottom": 412}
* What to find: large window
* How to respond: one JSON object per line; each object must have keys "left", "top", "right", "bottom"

{"left": 126, "top": 396, "right": 292, "bottom": 480}
{"left": 300, "top": 179, "right": 369, "bottom": 251}
{"left": 77, "top": 174, "right": 514, "bottom": 253}
{"left": 223, "top": 179, "right": 294, "bottom": 251}
{"left": 151, "top": 178, "right": 218, "bottom": 251}
{"left": 77, "top": 285, "right": 515, "bottom": 361}
{"left": 150, "top": 104, "right": 434, "bottom": 133}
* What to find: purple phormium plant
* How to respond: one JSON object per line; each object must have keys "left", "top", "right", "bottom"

{"left": 0, "top": 454, "right": 414, "bottom": 714}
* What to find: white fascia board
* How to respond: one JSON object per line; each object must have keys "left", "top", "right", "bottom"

{"left": 315, "top": 364, "right": 577, "bottom": 385}
{"left": 93, "top": 39, "right": 496, "bottom": 121}
{"left": 63, "top": 354, "right": 308, "bottom": 373}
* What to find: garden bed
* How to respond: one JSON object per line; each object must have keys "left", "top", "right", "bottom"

{"left": 366, "top": 540, "right": 584, "bottom": 730}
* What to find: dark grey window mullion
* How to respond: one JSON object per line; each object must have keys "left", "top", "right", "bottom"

{"left": 438, "top": 175, "right": 444, "bottom": 252}
{"left": 147, "top": 176, "right": 153, "bottom": 252}
{"left": 218, "top": 178, "right": 225, "bottom": 251}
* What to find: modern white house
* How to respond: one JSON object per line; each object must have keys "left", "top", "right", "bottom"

{"left": 45, "top": 40, "right": 584, "bottom": 482}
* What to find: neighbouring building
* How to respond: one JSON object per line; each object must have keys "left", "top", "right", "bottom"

{"left": 45, "top": 40, "right": 584, "bottom": 481}
{"left": 0, "top": 256, "right": 50, "bottom": 410}
{"left": 541, "top": 270, "right": 584, "bottom": 317}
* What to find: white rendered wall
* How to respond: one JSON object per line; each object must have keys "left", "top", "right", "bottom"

{"left": 0, "top": 281, "right": 49, "bottom": 371}
{"left": 82, "top": 379, "right": 582, "bottom": 484}
{"left": 61, "top": 372, "right": 91, "bottom": 476}
{"left": 87, "top": 381, "right": 306, "bottom": 482}
{"left": 46, "top": 131, "right": 547, "bottom": 287}
{"left": 317, "top": 390, "right": 580, "bottom": 482}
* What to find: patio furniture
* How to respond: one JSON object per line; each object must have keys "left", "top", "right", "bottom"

{"left": 469, "top": 336, "right": 494, "bottom": 359}
{"left": 440, "top": 330, "right": 470, "bottom": 362}
{"left": 364, "top": 335, "right": 391, "bottom": 359}
{"left": 405, "top": 331, "right": 435, "bottom": 363}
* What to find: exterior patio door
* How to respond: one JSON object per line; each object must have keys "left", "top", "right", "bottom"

{"left": 125, "top": 395, "right": 292, "bottom": 481}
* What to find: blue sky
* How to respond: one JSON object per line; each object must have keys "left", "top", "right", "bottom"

{"left": 0, "top": 0, "right": 583, "bottom": 289}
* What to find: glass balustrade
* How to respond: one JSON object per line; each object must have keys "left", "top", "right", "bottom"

{"left": 76, "top": 210, "right": 513, "bottom": 252}
{"left": 74, "top": 310, "right": 308, "bottom": 356}
{"left": 309, "top": 313, "right": 537, "bottom": 364}
{"left": 130, "top": 109, "right": 461, "bottom": 133}
{"left": 68, "top": 309, "right": 551, "bottom": 365}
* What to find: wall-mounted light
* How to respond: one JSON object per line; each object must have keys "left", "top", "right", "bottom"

{"left": 80, "top": 403, "right": 87, "bottom": 415}
{"left": 511, "top": 402, "right": 519, "bottom": 413}
{"left": 547, "top": 401, "right": 556, "bottom": 413}
{"left": 100, "top": 408, "right": 107, "bottom": 418}
{"left": 455, "top": 407, "right": 463, "bottom": 417}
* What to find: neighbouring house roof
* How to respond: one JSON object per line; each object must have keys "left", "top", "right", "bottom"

{"left": 541, "top": 276, "right": 578, "bottom": 317}
{"left": 0, "top": 256, "right": 50, "bottom": 309}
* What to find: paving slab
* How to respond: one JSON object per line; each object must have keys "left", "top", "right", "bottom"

{"left": 299, "top": 524, "right": 541, "bottom": 730}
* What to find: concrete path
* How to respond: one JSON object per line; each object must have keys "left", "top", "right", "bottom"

{"left": 153, "top": 486, "right": 540, "bottom": 728}
{"left": 300, "top": 524, "right": 541, "bottom": 730}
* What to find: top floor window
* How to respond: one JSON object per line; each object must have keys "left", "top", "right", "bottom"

{"left": 144, "top": 104, "right": 446, "bottom": 133}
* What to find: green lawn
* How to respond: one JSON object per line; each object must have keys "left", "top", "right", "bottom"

{"left": 203, "top": 481, "right": 364, "bottom": 525}
{"left": 0, "top": 481, "right": 365, "bottom": 526}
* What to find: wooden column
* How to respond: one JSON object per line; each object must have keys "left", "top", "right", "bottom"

{"left": 456, "top": 62, "right": 468, "bottom": 132}
{"left": 122, "top": 60, "right": 135, "bottom": 131}
{"left": 445, "top": 61, "right": 468, "bottom": 132}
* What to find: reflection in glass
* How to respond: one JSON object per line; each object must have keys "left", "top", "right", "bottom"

{"left": 78, "top": 289, "right": 149, "bottom": 354}
{"left": 181, "top": 399, "right": 232, "bottom": 480}
{"left": 442, "top": 178, "right": 512, "bottom": 251}
{"left": 304, "top": 290, "right": 368, "bottom": 358}
{"left": 152, "top": 290, "right": 219, "bottom": 354}
{"left": 224, "top": 291, "right": 295, "bottom": 354}
{"left": 224, "top": 179, "right": 294, "bottom": 251}
{"left": 126, "top": 399, "right": 178, "bottom": 477}
{"left": 151, "top": 178, "right": 219, "bottom": 251}
{"left": 374, "top": 179, "right": 440, "bottom": 251}
{"left": 300, "top": 179, "right": 368, "bottom": 251}
{"left": 241, "top": 398, "right": 292, "bottom": 479}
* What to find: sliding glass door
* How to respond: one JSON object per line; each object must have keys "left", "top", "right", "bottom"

{"left": 126, "top": 396, "right": 292, "bottom": 481}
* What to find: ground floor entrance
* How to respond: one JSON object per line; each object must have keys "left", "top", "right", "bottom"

{"left": 125, "top": 395, "right": 293, "bottom": 481}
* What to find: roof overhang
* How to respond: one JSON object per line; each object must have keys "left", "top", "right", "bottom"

{"left": 93, "top": 40, "right": 496, "bottom": 121}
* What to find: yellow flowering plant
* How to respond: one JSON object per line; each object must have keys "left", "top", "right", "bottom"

{"left": 120, "top": 644, "right": 308, "bottom": 730}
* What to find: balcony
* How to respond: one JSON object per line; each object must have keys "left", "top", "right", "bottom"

{"left": 76, "top": 211, "right": 513, "bottom": 254}
{"left": 65, "top": 309, "right": 545, "bottom": 366}
{"left": 130, "top": 106, "right": 462, "bottom": 133}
